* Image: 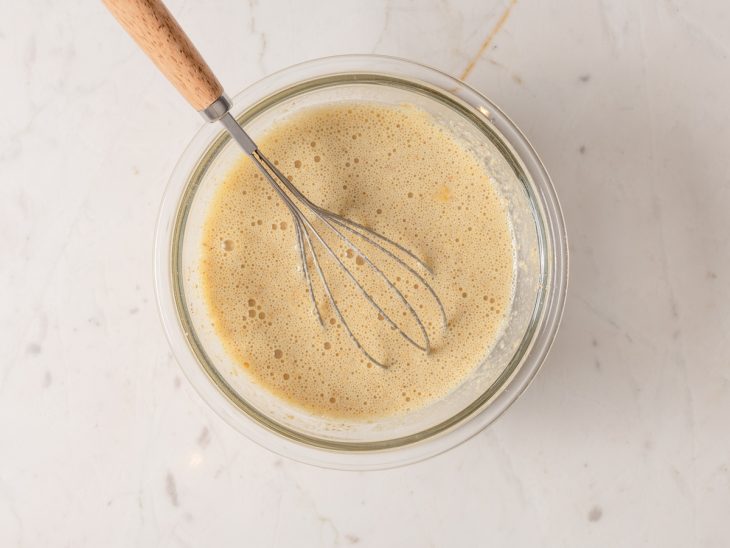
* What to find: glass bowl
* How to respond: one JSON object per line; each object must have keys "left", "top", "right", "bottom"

{"left": 154, "top": 55, "right": 567, "bottom": 469}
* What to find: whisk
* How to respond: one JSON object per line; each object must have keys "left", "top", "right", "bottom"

{"left": 104, "top": 0, "right": 446, "bottom": 367}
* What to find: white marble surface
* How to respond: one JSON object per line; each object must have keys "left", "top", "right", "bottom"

{"left": 1, "top": 0, "right": 729, "bottom": 546}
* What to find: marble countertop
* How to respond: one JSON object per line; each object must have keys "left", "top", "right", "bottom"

{"left": 2, "top": 0, "right": 729, "bottom": 546}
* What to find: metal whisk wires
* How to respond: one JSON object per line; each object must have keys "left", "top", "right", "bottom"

{"left": 220, "top": 112, "right": 447, "bottom": 368}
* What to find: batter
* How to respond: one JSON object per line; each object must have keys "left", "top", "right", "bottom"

{"left": 200, "top": 102, "right": 514, "bottom": 419}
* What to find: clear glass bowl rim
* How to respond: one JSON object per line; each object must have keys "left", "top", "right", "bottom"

{"left": 154, "top": 54, "right": 568, "bottom": 470}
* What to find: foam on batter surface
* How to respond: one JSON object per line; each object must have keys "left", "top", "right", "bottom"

{"left": 200, "top": 102, "right": 514, "bottom": 419}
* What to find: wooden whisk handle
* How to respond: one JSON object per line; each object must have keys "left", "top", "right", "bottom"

{"left": 103, "top": 0, "right": 225, "bottom": 113}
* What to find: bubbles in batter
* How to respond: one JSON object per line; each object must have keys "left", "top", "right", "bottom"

{"left": 200, "top": 102, "right": 514, "bottom": 419}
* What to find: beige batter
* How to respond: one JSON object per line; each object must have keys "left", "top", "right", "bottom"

{"left": 200, "top": 102, "right": 514, "bottom": 419}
